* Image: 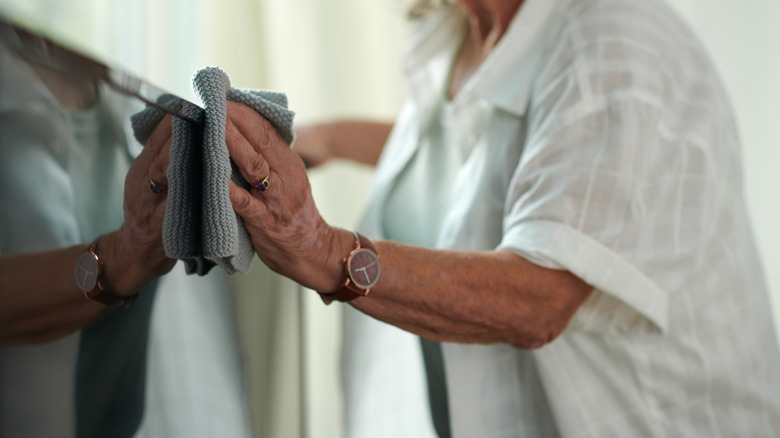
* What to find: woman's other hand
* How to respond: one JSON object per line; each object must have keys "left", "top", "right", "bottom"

{"left": 293, "top": 120, "right": 393, "bottom": 168}
{"left": 292, "top": 124, "right": 333, "bottom": 168}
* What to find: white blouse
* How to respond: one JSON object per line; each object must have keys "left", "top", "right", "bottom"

{"left": 343, "top": 0, "right": 780, "bottom": 436}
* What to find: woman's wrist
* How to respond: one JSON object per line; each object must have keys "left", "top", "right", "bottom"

{"left": 306, "top": 226, "right": 358, "bottom": 293}
{"left": 100, "top": 230, "right": 170, "bottom": 298}
{"left": 98, "top": 231, "right": 136, "bottom": 297}
{"left": 316, "top": 230, "right": 382, "bottom": 304}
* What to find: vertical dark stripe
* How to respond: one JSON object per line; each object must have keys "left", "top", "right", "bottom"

{"left": 75, "top": 280, "right": 158, "bottom": 438}
{"left": 420, "top": 337, "right": 451, "bottom": 438}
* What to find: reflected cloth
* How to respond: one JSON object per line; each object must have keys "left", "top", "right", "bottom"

{"left": 131, "top": 66, "right": 295, "bottom": 275}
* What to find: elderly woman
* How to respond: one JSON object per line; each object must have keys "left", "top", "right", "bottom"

{"left": 225, "top": 0, "right": 780, "bottom": 436}
{"left": 0, "top": 37, "right": 175, "bottom": 436}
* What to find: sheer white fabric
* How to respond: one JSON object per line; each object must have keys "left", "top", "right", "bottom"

{"left": 138, "top": 267, "right": 253, "bottom": 438}
{"left": 347, "top": 0, "right": 780, "bottom": 436}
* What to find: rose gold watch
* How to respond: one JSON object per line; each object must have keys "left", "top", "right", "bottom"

{"left": 318, "top": 231, "right": 381, "bottom": 305}
{"left": 74, "top": 236, "right": 136, "bottom": 308}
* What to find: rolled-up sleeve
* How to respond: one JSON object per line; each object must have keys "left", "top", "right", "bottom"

{"left": 493, "top": 30, "right": 728, "bottom": 334}
{"left": 499, "top": 219, "right": 669, "bottom": 334}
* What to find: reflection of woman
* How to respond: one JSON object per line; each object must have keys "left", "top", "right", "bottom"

{"left": 228, "top": 0, "right": 780, "bottom": 436}
{"left": 0, "top": 44, "right": 174, "bottom": 437}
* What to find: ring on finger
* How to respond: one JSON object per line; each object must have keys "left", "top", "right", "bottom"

{"left": 255, "top": 172, "right": 271, "bottom": 192}
{"left": 148, "top": 177, "right": 165, "bottom": 194}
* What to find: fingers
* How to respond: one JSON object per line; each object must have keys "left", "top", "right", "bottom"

{"left": 228, "top": 180, "right": 260, "bottom": 219}
{"left": 145, "top": 117, "right": 173, "bottom": 195}
{"left": 147, "top": 140, "right": 171, "bottom": 195}
{"left": 142, "top": 115, "right": 173, "bottom": 157}
{"left": 226, "top": 116, "right": 271, "bottom": 191}
{"left": 226, "top": 101, "right": 294, "bottom": 176}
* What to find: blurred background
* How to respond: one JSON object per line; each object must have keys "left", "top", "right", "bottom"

{"left": 1, "top": 1, "right": 777, "bottom": 437}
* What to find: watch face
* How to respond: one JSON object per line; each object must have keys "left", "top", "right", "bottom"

{"left": 75, "top": 251, "right": 99, "bottom": 292}
{"left": 347, "top": 248, "right": 381, "bottom": 290}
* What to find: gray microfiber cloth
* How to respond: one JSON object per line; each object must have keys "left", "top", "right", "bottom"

{"left": 130, "top": 66, "right": 295, "bottom": 275}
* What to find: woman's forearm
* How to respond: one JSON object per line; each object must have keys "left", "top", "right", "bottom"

{"left": 323, "top": 120, "right": 393, "bottom": 165}
{"left": 295, "top": 120, "right": 393, "bottom": 167}
{"left": 341, "top": 240, "right": 593, "bottom": 349}
{"left": 0, "top": 244, "right": 107, "bottom": 344}
{"left": 0, "top": 231, "right": 164, "bottom": 345}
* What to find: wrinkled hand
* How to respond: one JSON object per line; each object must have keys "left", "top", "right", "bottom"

{"left": 107, "top": 115, "right": 176, "bottom": 295}
{"left": 225, "top": 102, "right": 352, "bottom": 292}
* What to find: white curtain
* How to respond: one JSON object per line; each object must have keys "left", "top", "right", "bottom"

{"left": 1, "top": 1, "right": 778, "bottom": 437}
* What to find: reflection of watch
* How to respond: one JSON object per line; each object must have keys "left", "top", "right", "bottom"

{"left": 319, "top": 231, "right": 381, "bottom": 304}
{"left": 75, "top": 236, "right": 135, "bottom": 308}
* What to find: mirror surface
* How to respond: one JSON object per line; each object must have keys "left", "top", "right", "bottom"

{"left": 0, "top": 15, "right": 201, "bottom": 122}
{"left": 0, "top": 13, "right": 201, "bottom": 254}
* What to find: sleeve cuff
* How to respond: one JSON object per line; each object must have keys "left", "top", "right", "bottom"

{"left": 497, "top": 220, "right": 669, "bottom": 334}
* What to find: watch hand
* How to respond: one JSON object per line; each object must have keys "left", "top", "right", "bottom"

{"left": 355, "top": 260, "right": 377, "bottom": 283}
{"left": 79, "top": 266, "right": 96, "bottom": 285}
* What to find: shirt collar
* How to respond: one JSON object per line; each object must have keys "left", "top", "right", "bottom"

{"left": 402, "top": 0, "right": 564, "bottom": 118}
{"left": 402, "top": 6, "right": 464, "bottom": 127}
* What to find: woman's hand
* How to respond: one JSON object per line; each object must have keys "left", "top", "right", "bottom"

{"left": 103, "top": 115, "right": 177, "bottom": 296}
{"left": 292, "top": 120, "right": 393, "bottom": 168}
{"left": 291, "top": 124, "right": 333, "bottom": 168}
{"left": 225, "top": 102, "right": 354, "bottom": 292}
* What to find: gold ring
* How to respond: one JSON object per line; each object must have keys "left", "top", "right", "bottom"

{"left": 148, "top": 177, "right": 164, "bottom": 193}
{"left": 255, "top": 173, "right": 271, "bottom": 192}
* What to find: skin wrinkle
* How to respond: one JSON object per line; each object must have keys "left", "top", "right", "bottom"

{"left": 226, "top": 118, "right": 343, "bottom": 291}
{"left": 225, "top": 118, "right": 270, "bottom": 184}
{"left": 349, "top": 242, "right": 590, "bottom": 348}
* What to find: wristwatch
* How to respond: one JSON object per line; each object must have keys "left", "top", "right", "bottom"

{"left": 75, "top": 236, "right": 135, "bottom": 308}
{"left": 318, "top": 231, "right": 381, "bottom": 305}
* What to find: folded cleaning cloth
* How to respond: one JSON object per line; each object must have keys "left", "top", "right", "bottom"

{"left": 131, "top": 66, "right": 295, "bottom": 275}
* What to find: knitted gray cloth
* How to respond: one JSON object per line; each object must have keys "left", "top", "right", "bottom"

{"left": 130, "top": 66, "right": 295, "bottom": 275}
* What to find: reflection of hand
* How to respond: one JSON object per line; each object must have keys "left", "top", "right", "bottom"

{"left": 225, "top": 102, "right": 354, "bottom": 291}
{"left": 105, "top": 115, "right": 177, "bottom": 296}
